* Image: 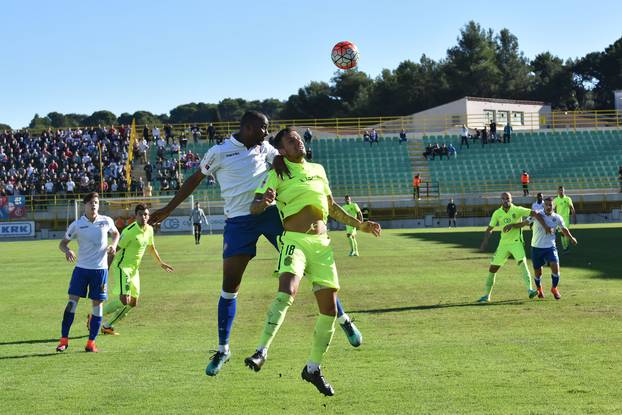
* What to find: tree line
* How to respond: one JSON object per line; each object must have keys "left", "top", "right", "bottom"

{"left": 16, "top": 21, "right": 622, "bottom": 131}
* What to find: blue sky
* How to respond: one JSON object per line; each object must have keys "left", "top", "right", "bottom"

{"left": 1, "top": 0, "right": 621, "bottom": 128}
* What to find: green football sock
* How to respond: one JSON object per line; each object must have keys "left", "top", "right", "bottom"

{"left": 103, "top": 299, "right": 123, "bottom": 316}
{"left": 352, "top": 238, "right": 358, "bottom": 253}
{"left": 106, "top": 303, "right": 133, "bottom": 327}
{"left": 347, "top": 237, "right": 355, "bottom": 252}
{"left": 308, "top": 313, "right": 336, "bottom": 365}
{"left": 484, "top": 272, "right": 496, "bottom": 296}
{"left": 518, "top": 261, "right": 533, "bottom": 291}
{"left": 258, "top": 292, "right": 294, "bottom": 350}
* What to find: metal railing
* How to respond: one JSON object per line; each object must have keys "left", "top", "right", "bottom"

{"left": 20, "top": 109, "right": 622, "bottom": 139}
{"left": 439, "top": 175, "right": 619, "bottom": 197}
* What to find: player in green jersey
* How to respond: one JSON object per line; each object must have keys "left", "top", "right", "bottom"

{"left": 478, "top": 192, "right": 550, "bottom": 302}
{"left": 243, "top": 127, "right": 381, "bottom": 396}
{"left": 342, "top": 195, "right": 363, "bottom": 256}
{"left": 99, "top": 204, "right": 174, "bottom": 335}
{"left": 554, "top": 186, "right": 576, "bottom": 253}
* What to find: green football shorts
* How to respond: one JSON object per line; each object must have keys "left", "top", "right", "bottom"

{"left": 277, "top": 231, "right": 340, "bottom": 290}
{"left": 111, "top": 266, "right": 141, "bottom": 298}
{"left": 490, "top": 242, "right": 527, "bottom": 266}
{"left": 345, "top": 225, "right": 357, "bottom": 236}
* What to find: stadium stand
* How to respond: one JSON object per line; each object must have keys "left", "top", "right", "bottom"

{"left": 421, "top": 129, "right": 622, "bottom": 195}
{"left": 311, "top": 136, "right": 413, "bottom": 196}
{"left": 3, "top": 124, "right": 619, "bottom": 204}
{"left": 0, "top": 127, "right": 133, "bottom": 199}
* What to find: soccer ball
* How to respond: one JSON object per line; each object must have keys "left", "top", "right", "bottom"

{"left": 331, "top": 41, "right": 359, "bottom": 70}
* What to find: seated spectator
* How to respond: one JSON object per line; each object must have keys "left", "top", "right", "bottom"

{"left": 180, "top": 134, "right": 188, "bottom": 150}
{"left": 423, "top": 144, "right": 433, "bottom": 160}
{"left": 448, "top": 143, "right": 457, "bottom": 159}
{"left": 170, "top": 141, "right": 180, "bottom": 156}
{"left": 305, "top": 146, "right": 313, "bottom": 161}
{"left": 439, "top": 144, "right": 449, "bottom": 160}
{"left": 369, "top": 129, "right": 379, "bottom": 145}
{"left": 363, "top": 130, "right": 370, "bottom": 142}
{"left": 399, "top": 129, "right": 407, "bottom": 144}
{"left": 432, "top": 143, "right": 441, "bottom": 160}
{"left": 207, "top": 174, "right": 216, "bottom": 186}
{"left": 161, "top": 178, "right": 170, "bottom": 191}
{"left": 472, "top": 128, "right": 481, "bottom": 143}
{"left": 156, "top": 136, "right": 166, "bottom": 150}
{"left": 80, "top": 175, "right": 90, "bottom": 192}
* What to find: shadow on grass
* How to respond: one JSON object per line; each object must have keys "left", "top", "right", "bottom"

{"left": 0, "top": 352, "right": 64, "bottom": 360}
{"left": 400, "top": 227, "right": 620, "bottom": 279}
{"left": 0, "top": 335, "right": 88, "bottom": 346}
{"left": 353, "top": 299, "right": 526, "bottom": 314}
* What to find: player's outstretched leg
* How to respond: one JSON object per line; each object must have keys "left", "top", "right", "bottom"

{"left": 302, "top": 313, "right": 336, "bottom": 396}
{"left": 478, "top": 272, "right": 496, "bottom": 302}
{"left": 244, "top": 291, "right": 294, "bottom": 372}
{"left": 206, "top": 291, "right": 238, "bottom": 376}
{"left": 351, "top": 237, "right": 359, "bottom": 256}
{"left": 518, "top": 261, "right": 538, "bottom": 299}
{"left": 57, "top": 298, "right": 78, "bottom": 352}
{"left": 102, "top": 299, "right": 132, "bottom": 335}
{"left": 335, "top": 298, "right": 362, "bottom": 347}
{"left": 347, "top": 236, "right": 355, "bottom": 256}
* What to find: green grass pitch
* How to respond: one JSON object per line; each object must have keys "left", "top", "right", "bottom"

{"left": 1, "top": 224, "right": 621, "bottom": 414}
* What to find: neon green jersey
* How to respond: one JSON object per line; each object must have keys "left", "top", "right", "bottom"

{"left": 342, "top": 202, "right": 360, "bottom": 218}
{"left": 112, "top": 222, "right": 154, "bottom": 269}
{"left": 488, "top": 204, "right": 531, "bottom": 244}
{"left": 256, "top": 158, "right": 331, "bottom": 222}
{"left": 554, "top": 195, "right": 573, "bottom": 218}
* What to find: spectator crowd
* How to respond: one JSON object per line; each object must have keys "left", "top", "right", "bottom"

{"left": 0, "top": 122, "right": 224, "bottom": 199}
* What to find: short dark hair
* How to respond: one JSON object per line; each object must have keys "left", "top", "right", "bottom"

{"left": 273, "top": 127, "right": 296, "bottom": 149}
{"left": 558, "top": 185, "right": 565, "bottom": 190}
{"left": 240, "top": 111, "right": 267, "bottom": 128}
{"left": 135, "top": 203, "right": 147, "bottom": 214}
{"left": 83, "top": 192, "right": 99, "bottom": 204}
{"left": 345, "top": 194, "right": 350, "bottom": 198}
{"left": 544, "top": 196, "right": 554, "bottom": 202}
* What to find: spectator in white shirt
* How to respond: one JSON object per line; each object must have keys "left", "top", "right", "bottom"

{"left": 66, "top": 177, "right": 76, "bottom": 193}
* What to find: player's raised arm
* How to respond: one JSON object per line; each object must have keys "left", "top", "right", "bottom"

{"left": 328, "top": 195, "right": 381, "bottom": 237}
{"left": 149, "top": 169, "right": 206, "bottom": 225}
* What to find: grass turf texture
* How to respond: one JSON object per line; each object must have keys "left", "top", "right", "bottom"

{"left": 1, "top": 224, "right": 621, "bottom": 414}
